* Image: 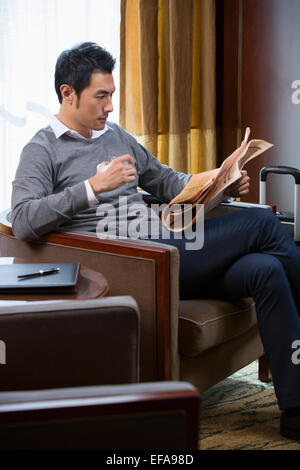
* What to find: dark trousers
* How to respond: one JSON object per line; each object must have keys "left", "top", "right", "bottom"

{"left": 151, "top": 208, "right": 300, "bottom": 410}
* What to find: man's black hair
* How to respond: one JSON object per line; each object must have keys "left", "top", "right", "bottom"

{"left": 55, "top": 42, "right": 116, "bottom": 104}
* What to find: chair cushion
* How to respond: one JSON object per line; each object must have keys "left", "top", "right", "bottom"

{"left": 178, "top": 298, "right": 257, "bottom": 357}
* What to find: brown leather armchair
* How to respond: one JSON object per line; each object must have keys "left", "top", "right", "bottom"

{"left": 0, "top": 297, "right": 199, "bottom": 449}
{"left": 0, "top": 202, "right": 271, "bottom": 392}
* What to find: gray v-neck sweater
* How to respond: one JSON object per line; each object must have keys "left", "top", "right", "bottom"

{"left": 11, "top": 122, "right": 190, "bottom": 241}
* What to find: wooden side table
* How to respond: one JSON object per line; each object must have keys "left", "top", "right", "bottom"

{"left": 0, "top": 257, "right": 109, "bottom": 302}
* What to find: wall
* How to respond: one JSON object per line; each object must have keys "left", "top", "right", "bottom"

{"left": 222, "top": 0, "right": 300, "bottom": 212}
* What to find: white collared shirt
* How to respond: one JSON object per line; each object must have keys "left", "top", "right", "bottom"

{"left": 49, "top": 115, "right": 105, "bottom": 206}
{"left": 50, "top": 115, "right": 109, "bottom": 140}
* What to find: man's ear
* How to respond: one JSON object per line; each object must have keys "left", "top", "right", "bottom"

{"left": 60, "top": 84, "right": 75, "bottom": 104}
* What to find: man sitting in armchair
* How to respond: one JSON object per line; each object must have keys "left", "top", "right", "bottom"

{"left": 11, "top": 41, "right": 300, "bottom": 441}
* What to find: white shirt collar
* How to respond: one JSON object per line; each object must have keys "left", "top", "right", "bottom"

{"left": 50, "top": 115, "right": 110, "bottom": 140}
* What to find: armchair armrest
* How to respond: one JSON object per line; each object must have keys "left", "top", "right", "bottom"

{"left": 0, "top": 381, "right": 199, "bottom": 450}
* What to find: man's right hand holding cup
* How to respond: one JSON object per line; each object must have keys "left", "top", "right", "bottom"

{"left": 89, "top": 154, "right": 136, "bottom": 195}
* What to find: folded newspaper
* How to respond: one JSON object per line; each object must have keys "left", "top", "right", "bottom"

{"left": 161, "top": 128, "right": 273, "bottom": 232}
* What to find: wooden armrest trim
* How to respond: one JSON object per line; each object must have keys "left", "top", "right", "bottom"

{"left": 0, "top": 221, "right": 12, "bottom": 237}
{"left": 0, "top": 388, "right": 199, "bottom": 449}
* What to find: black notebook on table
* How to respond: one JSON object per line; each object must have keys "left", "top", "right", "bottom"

{"left": 0, "top": 262, "right": 80, "bottom": 294}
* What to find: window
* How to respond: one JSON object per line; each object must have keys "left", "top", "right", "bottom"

{"left": 0, "top": 0, "right": 120, "bottom": 211}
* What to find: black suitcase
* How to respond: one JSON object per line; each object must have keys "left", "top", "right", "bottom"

{"left": 259, "top": 166, "right": 300, "bottom": 245}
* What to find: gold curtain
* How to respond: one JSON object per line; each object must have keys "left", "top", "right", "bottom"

{"left": 120, "top": 0, "right": 216, "bottom": 174}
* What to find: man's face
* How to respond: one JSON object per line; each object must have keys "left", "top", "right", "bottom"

{"left": 71, "top": 72, "right": 115, "bottom": 134}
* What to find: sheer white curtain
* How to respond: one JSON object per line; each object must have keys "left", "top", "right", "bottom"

{"left": 0, "top": 0, "right": 120, "bottom": 212}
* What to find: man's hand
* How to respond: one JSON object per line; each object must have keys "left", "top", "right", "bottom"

{"left": 224, "top": 170, "right": 250, "bottom": 198}
{"left": 89, "top": 154, "right": 136, "bottom": 195}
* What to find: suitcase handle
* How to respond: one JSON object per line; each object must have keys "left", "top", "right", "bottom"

{"left": 260, "top": 166, "right": 300, "bottom": 184}
{"left": 259, "top": 166, "right": 300, "bottom": 242}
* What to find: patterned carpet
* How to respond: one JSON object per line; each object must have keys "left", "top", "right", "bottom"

{"left": 198, "top": 361, "right": 300, "bottom": 450}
